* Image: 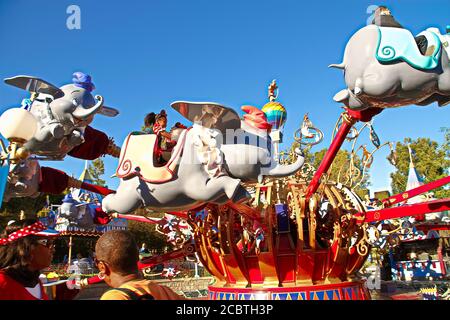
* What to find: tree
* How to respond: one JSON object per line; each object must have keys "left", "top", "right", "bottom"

{"left": 127, "top": 220, "right": 169, "bottom": 254}
{"left": 442, "top": 127, "right": 450, "bottom": 159}
{"left": 87, "top": 158, "right": 106, "bottom": 186}
{"left": 284, "top": 142, "right": 371, "bottom": 196}
{"left": 390, "top": 137, "right": 450, "bottom": 199}
{"left": 0, "top": 193, "right": 65, "bottom": 230}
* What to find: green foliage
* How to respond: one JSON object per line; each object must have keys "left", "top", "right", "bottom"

{"left": 0, "top": 193, "right": 65, "bottom": 231}
{"left": 127, "top": 220, "right": 170, "bottom": 254}
{"left": 390, "top": 137, "right": 450, "bottom": 199}
{"left": 87, "top": 158, "right": 106, "bottom": 186}
{"left": 285, "top": 141, "right": 371, "bottom": 192}
{"left": 442, "top": 127, "right": 450, "bottom": 158}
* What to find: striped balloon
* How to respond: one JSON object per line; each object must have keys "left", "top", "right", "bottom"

{"left": 262, "top": 102, "right": 287, "bottom": 130}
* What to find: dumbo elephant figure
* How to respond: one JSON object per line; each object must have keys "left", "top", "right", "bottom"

{"left": 331, "top": 24, "right": 450, "bottom": 110}
{"left": 102, "top": 101, "right": 305, "bottom": 214}
{"left": 4, "top": 72, "right": 119, "bottom": 159}
{"left": 57, "top": 194, "right": 96, "bottom": 231}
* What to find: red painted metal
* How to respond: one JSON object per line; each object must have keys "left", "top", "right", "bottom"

{"left": 166, "top": 211, "right": 189, "bottom": 220}
{"left": 305, "top": 117, "right": 355, "bottom": 199}
{"left": 80, "top": 181, "right": 115, "bottom": 196}
{"left": 383, "top": 175, "right": 450, "bottom": 207}
{"left": 115, "top": 213, "right": 162, "bottom": 224}
{"left": 437, "top": 243, "right": 447, "bottom": 276}
{"left": 226, "top": 201, "right": 262, "bottom": 222}
{"left": 346, "top": 107, "right": 383, "bottom": 122}
{"left": 137, "top": 248, "right": 187, "bottom": 269}
{"left": 306, "top": 108, "right": 383, "bottom": 200}
{"left": 244, "top": 256, "right": 264, "bottom": 284}
{"left": 208, "top": 279, "right": 371, "bottom": 300}
{"left": 359, "top": 198, "right": 450, "bottom": 223}
{"left": 76, "top": 249, "right": 188, "bottom": 288}
{"left": 68, "top": 274, "right": 104, "bottom": 288}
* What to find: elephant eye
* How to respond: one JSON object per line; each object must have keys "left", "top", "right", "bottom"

{"left": 72, "top": 98, "right": 79, "bottom": 106}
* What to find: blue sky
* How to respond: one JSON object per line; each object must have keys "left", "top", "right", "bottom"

{"left": 0, "top": 0, "right": 449, "bottom": 195}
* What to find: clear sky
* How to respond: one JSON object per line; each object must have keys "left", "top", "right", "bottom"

{"left": 0, "top": 0, "right": 449, "bottom": 195}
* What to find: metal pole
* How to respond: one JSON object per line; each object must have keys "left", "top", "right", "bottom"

{"left": 305, "top": 113, "right": 356, "bottom": 199}
{"left": 194, "top": 262, "right": 200, "bottom": 278}
{"left": 68, "top": 236, "right": 73, "bottom": 267}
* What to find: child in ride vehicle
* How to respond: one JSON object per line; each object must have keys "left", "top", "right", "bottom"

{"left": 143, "top": 109, "right": 186, "bottom": 163}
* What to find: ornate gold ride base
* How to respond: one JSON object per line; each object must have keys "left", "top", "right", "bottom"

{"left": 208, "top": 280, "right": 371, "bottom": 300}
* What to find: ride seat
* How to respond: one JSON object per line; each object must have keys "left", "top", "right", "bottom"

{"left": 116, "top": 129, "right": 188, "bottom": 183}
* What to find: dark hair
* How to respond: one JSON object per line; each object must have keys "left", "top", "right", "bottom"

{"left": 95, "top": 230, "right": 139, "bottom": 275}
{"left": 0, "top": 219, "right": 39, "bottom": 270}
{"left": 144, "top": 112, "right": 156, "bottom": 127}
{"left": 155, "top": 109, "right": 167, "bottom": 120}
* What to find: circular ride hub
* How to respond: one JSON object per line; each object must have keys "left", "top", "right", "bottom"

{"left": 192, "top": 179, "right": 371, "bottom": 300}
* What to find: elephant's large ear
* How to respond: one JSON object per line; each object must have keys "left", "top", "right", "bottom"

{"left": 98, "top": 105, "right": 120, "bottom": 117}
{"left": 4, "top": 76, "right": 64, "bottom": 99}
{"left": 171, "top": 101, "right": 241, "bottom": 133}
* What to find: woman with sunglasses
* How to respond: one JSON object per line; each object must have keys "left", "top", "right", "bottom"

{"left": 0, "top": 219, "right": 59, "bottom": 300}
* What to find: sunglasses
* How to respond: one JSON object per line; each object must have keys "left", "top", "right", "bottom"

{"left": 36, "top": 238, "right": 55, "bottom": 248}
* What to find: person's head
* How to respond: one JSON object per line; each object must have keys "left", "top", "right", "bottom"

{"left": 0, "top": 219, "right": 58, "bottom": 272}
{"left": 144, "top": 112, "right": 156, "bottom": 127}
{"left": 95, "top": 230, "right": 140, "bottom": 287}
{"left": 141, "top": 243, "right": 147, "bottom": 249}
{"left": 155, "top": 110, "right": 167, "bottom": 128}
{"left": 76, "top": 253, "right": 82, "bottom": 260}
{"left": 376, "top": 6, "right": 392, "bottom": 16}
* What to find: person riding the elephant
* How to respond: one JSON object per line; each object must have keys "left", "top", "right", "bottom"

{"left": 142, "top": 109, "right": 187, "bottom": 163}
{"left": 153, "top": 110, "right": 173, "bottom": 149}
{"left": 142, "top": 110, "right": 172, "bottom": 149}
{"left": 142, "top": 112, "right": 156, "bottom": 133}
{"left": 371, "top": 6, "right": 403, "bottom": 28}
{"left": 370, "top": 6, "right": 430, "bottom": 56}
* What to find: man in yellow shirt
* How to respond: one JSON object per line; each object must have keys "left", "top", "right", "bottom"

{"left": 95, "top": 230, "right": 185, "bottom": 300}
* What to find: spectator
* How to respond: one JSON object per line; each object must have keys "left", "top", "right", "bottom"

{"left": 95, "top": 230, "right": 184, "bottom": 300}
{"left": 0, "top": 219, "right": 59, "bottom": 300}
{"left": 140, "top": 243, "right": 150, "bottom": 254}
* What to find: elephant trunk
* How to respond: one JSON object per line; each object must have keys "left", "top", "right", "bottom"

{"left": 72, "top": 95, "right": 104, "bottom": 119}
{"left": 265, "top": 148, "right": 305, "bottom": 177}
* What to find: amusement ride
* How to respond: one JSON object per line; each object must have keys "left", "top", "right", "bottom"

{"left": 0, "top": 8, "right": 449, "bottom": 300}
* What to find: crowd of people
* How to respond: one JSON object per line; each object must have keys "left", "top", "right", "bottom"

{"left": 0, "top": 219, "right": 184, "bottom": 300}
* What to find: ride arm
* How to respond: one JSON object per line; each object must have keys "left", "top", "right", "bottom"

{"left": 68, "top": 126, "right": 120, "bottom": 159}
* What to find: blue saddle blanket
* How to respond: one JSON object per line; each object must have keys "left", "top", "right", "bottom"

{"left": 376, "top": 26, "right": 441, "bottom": 70}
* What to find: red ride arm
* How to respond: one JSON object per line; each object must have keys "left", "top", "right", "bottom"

{"left": 68, "top": 126, "right": 110, "bottom": 160}
{"left": 39, "top": 167, "right": 115, "bottom": 196}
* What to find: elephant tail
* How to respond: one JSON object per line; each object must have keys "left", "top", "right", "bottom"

{"left": 329, "top": 62, "right": 345, "bottom": 70}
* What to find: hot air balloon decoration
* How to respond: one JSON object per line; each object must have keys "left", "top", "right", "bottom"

{"left": 262, "top": 80, "right": 287, "bottom": 162}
